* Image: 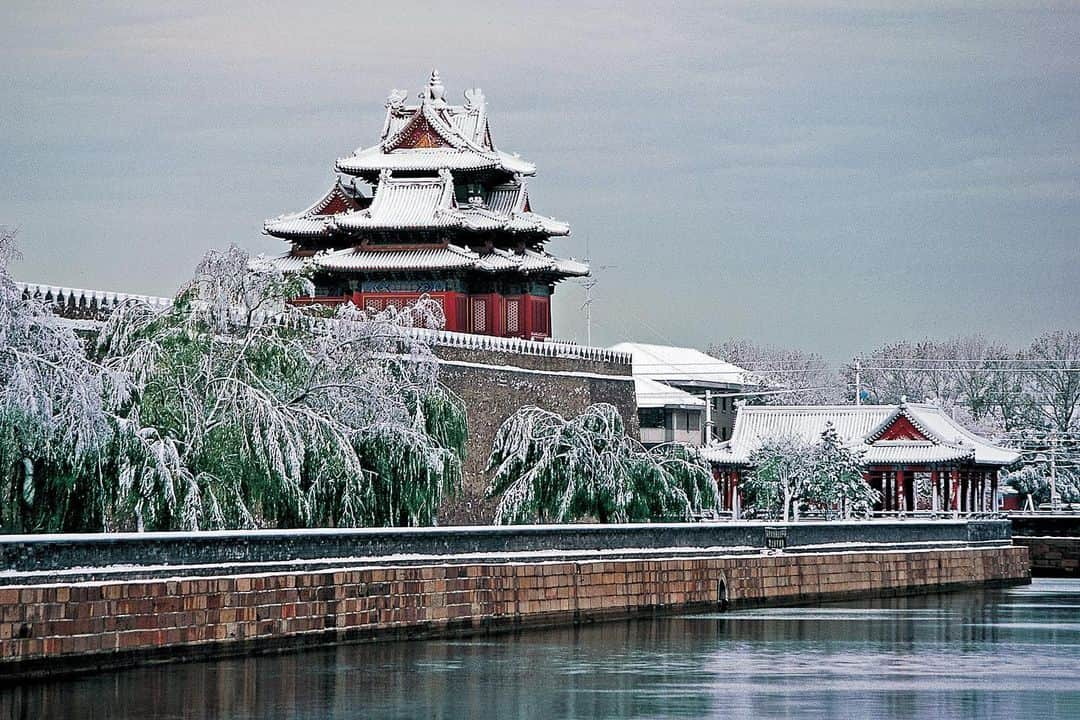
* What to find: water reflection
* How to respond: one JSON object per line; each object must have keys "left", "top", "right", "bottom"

{"left": 5, "top": 579, "right": 1079, "bottom": 719}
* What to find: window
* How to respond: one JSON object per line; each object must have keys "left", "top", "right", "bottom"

{"left": 470, "top": 297, "right": 488, "bottom": 333}
{"left": 638, "top": 408, "right": 664, "bottom": 428}
{"left": 687, "top": 412, "right": 701, "bottom": 431}
{"left": 505, "top": 298, "right": 521, "bottom": 334}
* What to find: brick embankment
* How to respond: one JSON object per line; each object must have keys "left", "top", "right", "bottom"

{"left": 1011, "top": 537, "right": 1079, "bottom": 576}
{"left": 0, "top": 545, "right": 1028, "bottom": 682}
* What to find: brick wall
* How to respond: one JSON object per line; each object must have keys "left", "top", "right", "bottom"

{"left": 435, "top": 353, "right": 637, "bottom": 524}
{"left": 0, "top": 545, "right": 1029, "bottom": 681}
{"left": 1012, "top": 537, "right": 1079, "bottom": 576}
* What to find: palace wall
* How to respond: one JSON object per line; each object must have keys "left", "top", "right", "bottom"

{"left": 1009, "top": 515, "right": 1080, "bottom": 576}
{"left": 429, "top": 337, "right": 637, "bottom": 525}
{"left": 0, "top": 537, "right": 1028, "bottom": 682}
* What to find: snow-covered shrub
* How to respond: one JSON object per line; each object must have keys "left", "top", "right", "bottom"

{"left": 742, "top": 437, "right": 816, "bottom": 521}
{"left": 1004, "top": 464, "right": 1079, "bottom": 507}
{"left": 742, "top": 424, "right": 878, "bottom": 521}
{"left": 804, "top": 423, "right": 879, "bottom": 518}
{"left": 485, "top": 403, "right": 717, "bottom": 524}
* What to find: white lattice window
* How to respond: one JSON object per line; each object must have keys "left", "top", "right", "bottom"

{"left": 471, "top": 298, "right": 487, "bottom": 332}
{"left": 364, "top": 298, "right": 383, "bottom": 312}
{"left": 505, "top": 299, "right": 521, "bottom": 334}
{"left": 385, "top": 297, "right": 405, "bottom": 311}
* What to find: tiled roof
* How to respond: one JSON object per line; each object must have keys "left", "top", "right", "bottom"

{"left": 337, "top": 146, "right": 534, "bottom": 176}
{"left": 334, "top": 173, "right": 457, "bottom": 231}
{"left": 701, "top": 403, "right": 1020, "bottom": 467}
{"left": 339, "top": 74, "right": 535, "bottom": 177}
{"left": 323, "top": 172, "right": 569, "bottom": 237}
{"left": 264, "top": 181, "right": 369, "bottom": 239}
{"left": 267, "top": 245, "right": 588, "bottom": 278}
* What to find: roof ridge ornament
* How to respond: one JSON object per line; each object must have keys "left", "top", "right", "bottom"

{"left": 385, "top": 89, "right": 408, "bottom": 110}
{"left": 424, "top": 69, "right": 447, "bottom": 107}
{"left": 464, "top": 87, "right": 486, "bottom": 112}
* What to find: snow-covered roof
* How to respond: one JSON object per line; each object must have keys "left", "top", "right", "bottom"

{"left": 609, "top": 342, "right": 750, "bottom": 388}
{"left": 268, "top": 171, "right": 569, "bottom": 239}
{"left": 335, "top": 173, "right": 458, "bottom": 231}
{"left": 337, "top": 146, "right": 534, "bottom": 176}
{"left": 268, "top": 245, "right": 588, "bottom": 278}
{"left": 336, "top": 71, "right": 536, "bottom": 177}
{"left": 264, "top": 181, "right": 368, "bottom": 239}
{"left": 701, "top": 403, "right": 1020, "bottom": 468}
{"left": 634, "top": 376, "right": 706, "bottom": 410}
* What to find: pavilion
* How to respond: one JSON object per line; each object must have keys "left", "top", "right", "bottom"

{"left": 702, "top": 403, "right": 1020, "bottom": 515}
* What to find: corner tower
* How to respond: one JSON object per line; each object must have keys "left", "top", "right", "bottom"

{"left": 265, "top": 70, "right": 588, "bottom": 339}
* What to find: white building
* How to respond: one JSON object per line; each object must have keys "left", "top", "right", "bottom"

{"left": 610, "top": 342, "right": 751, "bottom": 445}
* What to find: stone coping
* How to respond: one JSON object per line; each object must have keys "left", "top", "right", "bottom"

{"left": 0, "top": 538, "right": 1013, "bottom": 587}
{"left": 0, "top": 520, "right": 1013, "bottom": 584}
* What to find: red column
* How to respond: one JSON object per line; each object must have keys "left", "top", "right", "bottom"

{"left": 990, "top": 471, "right": 998, "bottom": 512}
{"left": 895, "top": 469, "right": 906, "bottom": 513}
{"left": 950, "top": 469, "right": 960, "bottom": 511}
{"left": 930, "top": 470, "right": 940, "bottom": 511}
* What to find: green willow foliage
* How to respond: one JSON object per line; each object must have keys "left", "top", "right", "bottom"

{"left": 0, "top": 237, "right": 466, "bottom": 532}
{"left": 485, "top": 403, "right": 718, "bottom": 524}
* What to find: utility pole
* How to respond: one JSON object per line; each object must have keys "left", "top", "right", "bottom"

{"left": 579, "top": 236, "right": 615, "bottom": 348}
{"left": 854, "top": 357, "right": 862, "bottom": 406}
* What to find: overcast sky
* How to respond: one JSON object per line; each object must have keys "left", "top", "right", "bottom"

{"left": 3, "top": 1, "right": 1078, "bottom": 360}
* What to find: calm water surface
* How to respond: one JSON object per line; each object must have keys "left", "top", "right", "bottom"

{"left": 6, "top": 578, "right": 1079, "bottom": 719}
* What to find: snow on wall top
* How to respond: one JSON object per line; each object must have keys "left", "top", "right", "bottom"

{"left": 17, "top": 281, "right": 173, "bottom": 314}
{"left": 16, "top": 279, "right": 626, "bottom": 365}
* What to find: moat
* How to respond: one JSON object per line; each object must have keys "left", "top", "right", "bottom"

{"left": 5, "top": 578, "right": 1077, "bottom": 719}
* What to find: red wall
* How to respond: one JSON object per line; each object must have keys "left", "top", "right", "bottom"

{"left": 308, "top": 291, "right": 554, "bottom": 339}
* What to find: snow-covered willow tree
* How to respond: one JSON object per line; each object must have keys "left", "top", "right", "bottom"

{"left": 0, "top": 227, "right": 132, "bottom": 532}
{"left": 485, "top": 403, "right": 717, "bottom": 524}
{"left": 93, "top": 246, "right": 466, "bottom": 531}
{"left": 742, "top": 425, "right": 878, "bottom": 521}
{"left": 0, "top": 235, "right": 466, "bottom": 532}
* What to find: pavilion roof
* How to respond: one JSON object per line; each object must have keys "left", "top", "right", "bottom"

{"left": 336, "top": 70, "right": 536, "bottom": 177}
{"left": 701, "top": 403, "right": 1020, "bottom": 468}
{"left": 263, "top": 181, "right": 369, "bottom": 239}
{"left": 267, "top": 244, "right": 588, "bottom": 278}
{"left": 266, "top": 170, "right": 569, "bottom": 239}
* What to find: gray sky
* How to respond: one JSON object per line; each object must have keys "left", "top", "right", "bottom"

{"left": 3, "top": 1, "right": 1078, "bottom": 360}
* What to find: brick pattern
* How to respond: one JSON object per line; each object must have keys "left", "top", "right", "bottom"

{"left": 0, "top": 547, "right": 1029, "bottom": 671}
{"left": 1013, "top": 537, "right": 1079, "bottom": 575}
{"left": 436, "top": 360, "right": 638, "bottom": 524}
